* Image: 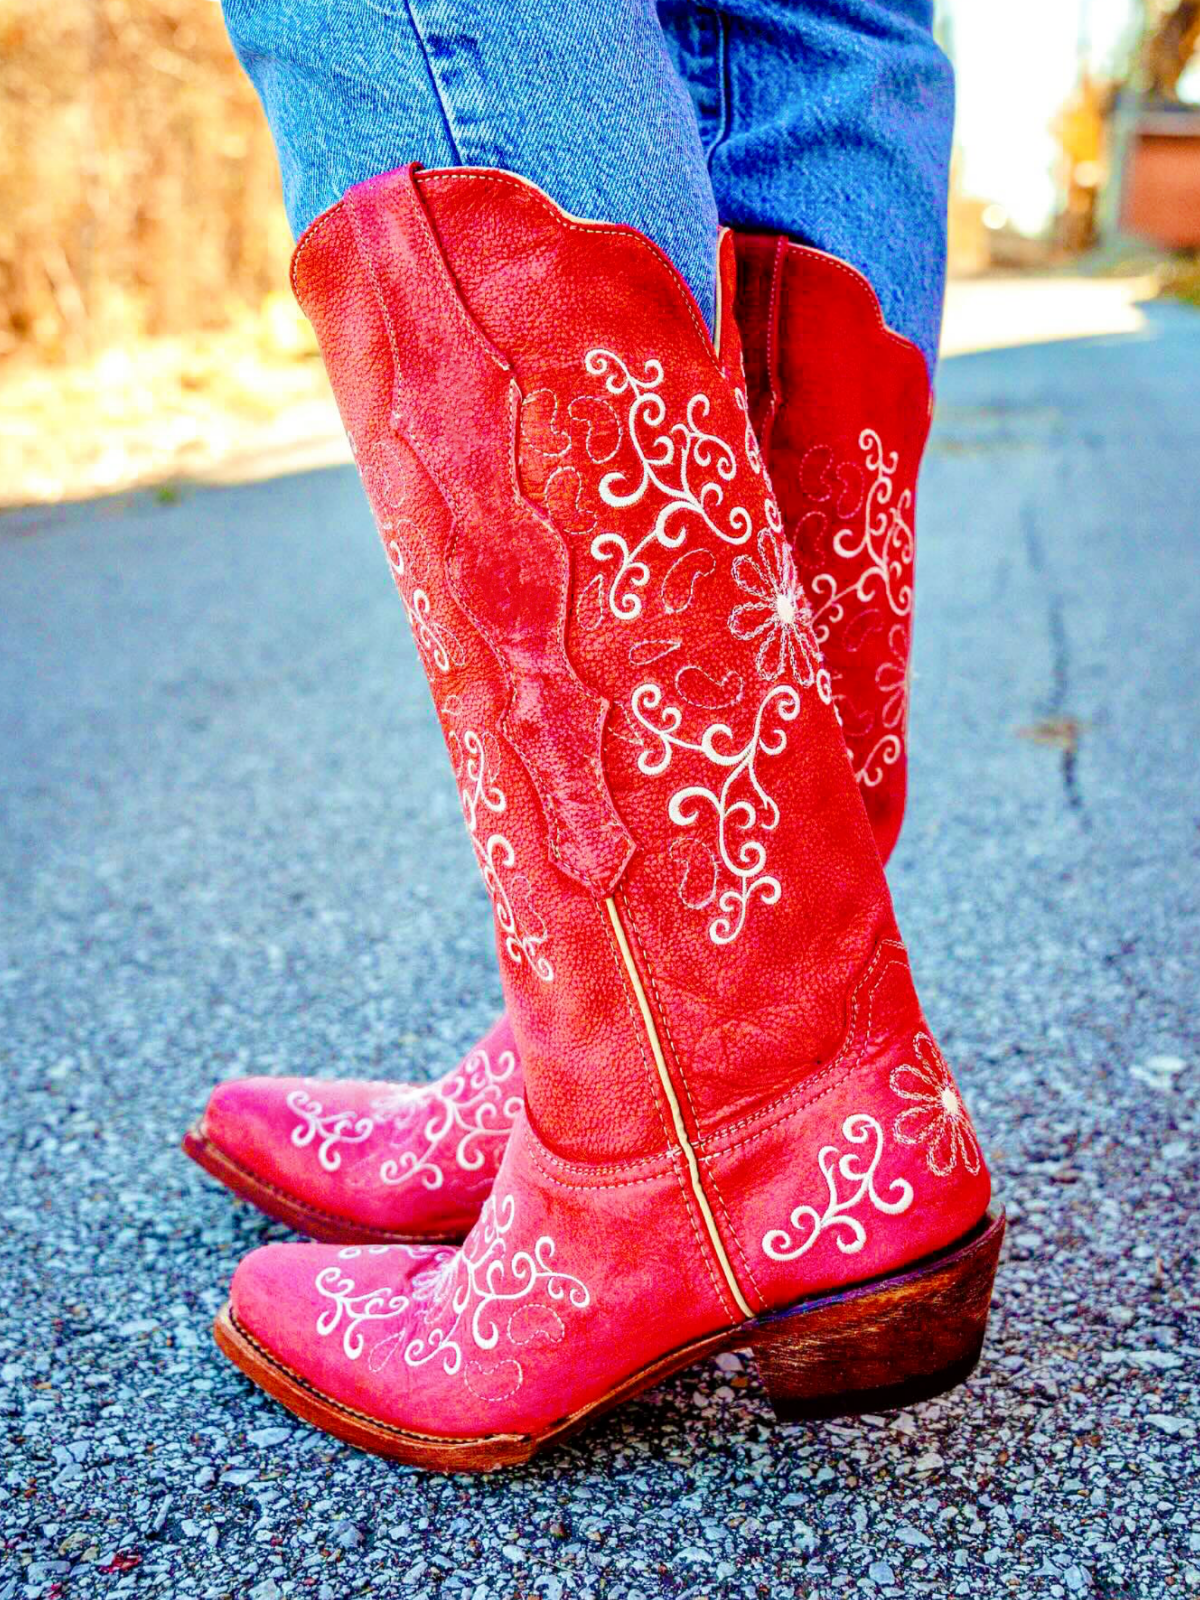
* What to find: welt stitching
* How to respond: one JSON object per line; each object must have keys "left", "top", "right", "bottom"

{"left": 229, "top": 1315, "right": 507, "bottom": 1445}
{"left": 200, "top": 1133, "right": 463, "bottom": 1241}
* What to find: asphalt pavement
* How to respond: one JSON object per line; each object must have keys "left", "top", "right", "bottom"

{"left": 1, "top": 302, "right": 1198, "bottom": 1599}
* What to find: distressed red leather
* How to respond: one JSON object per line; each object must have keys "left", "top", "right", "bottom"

{"left": 198, "top": 1016, "right": 521, "bottom": 1241}
{"left": 733, "top": 233, "right": 933, "bottom": 865}
{"left": 190, "top": 228, "right": 930, "bottom": 1251}
{"left": 219, "top": 169, "right": 989, "bottom": 1445}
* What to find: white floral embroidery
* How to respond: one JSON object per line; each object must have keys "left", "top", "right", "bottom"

{"left": 854, "top": 622, "right": 909, "bottom": 790}
{"left": 285, "top": 1047, "right": 521, "bottom": 1189}
{"left": 632, "top": 680, "right": 804, "bottom": 946}
{"left": 730, "top": 527, "right": 831, "bottom": 688}
{"left": 890, "top": 1035, "right": 981, "bottom": 1177}
{"left": 386, "top": 539, "right": 464, "bottom": 675}
{"left": 806, "top": 429, "right": 914, "bottom": 786}
{"left": 373, "top": 1046, "right": 522, "bottom": 1191}
{"left": 582, "top": 349, "right": 757, "bottom": 620}
{"left": 286, "top": 1092, "right": 374, "bottom": 1173}
{"left": 761, "top": 1114, "right": 914, "bottom": 1262}
{"left": 312, "top": 1192, "right": 591, "bottom": 1399}
{"left": 454, "top": 726, "right": 554, "bottom": 983}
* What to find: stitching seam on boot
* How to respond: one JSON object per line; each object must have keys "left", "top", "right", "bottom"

{"left": 603, "top": 896, "right": 754, "bottom": 1320}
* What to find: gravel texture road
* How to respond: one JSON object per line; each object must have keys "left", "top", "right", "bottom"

{"left": 2, "top": 303, "right": 1198, "bottom": 1600}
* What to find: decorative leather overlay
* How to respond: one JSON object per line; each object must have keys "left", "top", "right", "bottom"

{"left": 519, "top": 346, "right": 832, "bottom": 947}
{"left": 345, "top": 168, "right": 635, "bottom": 899}
{"left": 313, "top": 1192, "right": 591, "bottom": 1401}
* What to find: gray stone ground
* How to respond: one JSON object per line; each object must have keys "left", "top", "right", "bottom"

{"left": 2, "top": 303, "right": 1198, "bottom": 1600}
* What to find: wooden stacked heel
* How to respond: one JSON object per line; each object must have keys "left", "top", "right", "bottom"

{"left": 750, "top": 1208, "right": 1006, "bottom": 1422}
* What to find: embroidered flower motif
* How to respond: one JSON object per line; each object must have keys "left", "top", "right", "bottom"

{"left": 729, "top": 529, "right": 822, "bottom": 683}
{"left": 890, "top": 1034, "right": 981, "bottom": 1178}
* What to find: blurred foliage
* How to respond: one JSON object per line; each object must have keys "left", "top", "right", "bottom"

{"left": 0, "top": 0, "right": 292, "bottom": 365}
{"left": 1142, "top": 0, "right": 1200, "bottom": 99}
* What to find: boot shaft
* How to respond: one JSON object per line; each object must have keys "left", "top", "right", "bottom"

{"left": 292, "top": 168, "right": 912, "bottom": 1176}
{"left": 733, "top": 234, "right": 933, "bottom": 863}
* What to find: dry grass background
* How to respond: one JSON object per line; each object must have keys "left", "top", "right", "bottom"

{"left": 0, "top": 0, "right": 345, "bottom": 506}
{"left": 1, "top": 0, "right": 290, "bottom": 360}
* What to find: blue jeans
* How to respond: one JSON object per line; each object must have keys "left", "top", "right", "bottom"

{"left": 222, "top": 0, "right": 952, "bottom": 373}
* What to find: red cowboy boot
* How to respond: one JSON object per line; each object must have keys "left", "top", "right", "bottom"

{"left": 209, "top": 167, "right": 1001, "bottom": 1469}
{"left": 184, "top": 233, "right": 933, "bottom": 1249}
{"left": 733, "top": 233, "right": 932, "bottom": 866}
{"left": 183, "top": 1015, "right": 520, "bottom": 1243}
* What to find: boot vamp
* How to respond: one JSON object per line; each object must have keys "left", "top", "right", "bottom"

{"left": 202, "top": 1049, "right": 520, "bottom": 1236}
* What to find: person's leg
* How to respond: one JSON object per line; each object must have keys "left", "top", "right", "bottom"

{"left": 657, "top": 0, "right": 953, "bottom": 375}
{"left": 222, "top": 0, "right": 721, "bottom": 332}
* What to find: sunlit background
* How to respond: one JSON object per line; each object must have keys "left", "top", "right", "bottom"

{"left": 2, "top": 0, "right": 1198, "bottom": 507}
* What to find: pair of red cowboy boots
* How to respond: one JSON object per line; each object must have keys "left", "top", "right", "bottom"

{"left": 186, "top": 166, "right": 1002, "bottom": 1471}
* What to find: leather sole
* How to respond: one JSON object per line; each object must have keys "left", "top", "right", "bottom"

{"left": 213, "top": 1206, "right": 1005, "bottom": 1472}
{"left": 181, "top": 1121, "right": 469, "bottom": 1247}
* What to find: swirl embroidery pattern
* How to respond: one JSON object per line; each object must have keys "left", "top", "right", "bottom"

{"left": 633, "top": 680, "right": 806, "bottom": 947}
{"left": 582, "top": 349, "right": 759, "bottom": 621}
{"left": 374, "top": 1045, "right": 523, "bottom": 1191}
{"left": 519, "top": 352, "right": 831, "bottom": 946}
{"left": 761, "top": 1114, "right": 914, "bottom": 1261}
{"left": 285, "top": 1045, "right": 522, "bottom": 1191}
{"left": 453, "top": 723, "right": 554, "bottom": 983}
{"left": 313, "top": 1193, "right": 591, "bottom": 1400}
{"left": 384, "top": 538, "right": 465, "bottom": 677}
{"left": 806, "top": 429, "right": 914, "bottom": 787}
{"left": 286, "top": 1092, "right": 374, "bottom": 1173}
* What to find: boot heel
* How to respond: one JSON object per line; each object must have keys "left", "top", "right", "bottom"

{"left": 749, "top": 1208, "right": 1005, "bottom": 1423}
